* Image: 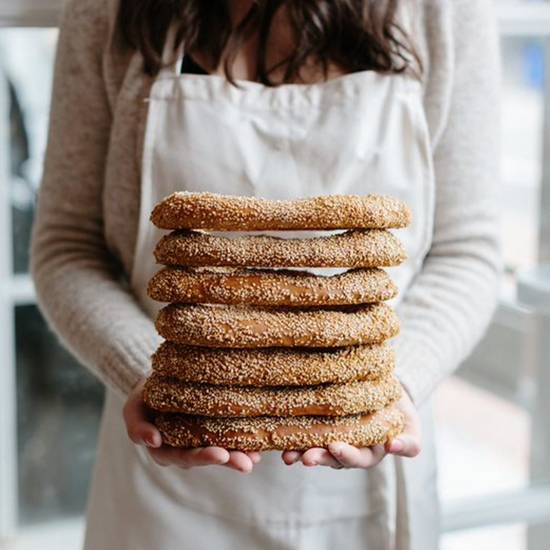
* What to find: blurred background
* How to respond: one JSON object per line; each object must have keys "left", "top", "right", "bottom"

{"left": 0, "top": 0, "right": 549, "bottom": 548}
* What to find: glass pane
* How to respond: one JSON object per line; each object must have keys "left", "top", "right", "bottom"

{"left": 500, "top": 35, "right": 544, "bottom": 297}
{"left": 15, "top": 304, "right": 104, "bottom": 526}
{"left": 436, "top": 377, "right": 529, "bottom": 500}
{"left": 0, "top": 28, "right": 57, "bottom": 274}
{"left": 0, "top": 28, "right": 105, "bottom": 529}
{"left": 436, "top": 377, "right": 530, "bottom": 550}
{"left": 433, "top": 31, "right": 550, "bottom": 550}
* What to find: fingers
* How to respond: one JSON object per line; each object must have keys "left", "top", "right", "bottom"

{"left": 149, "top": 446, "right": 230, "bottom": 468}
{"left": 386, "top": 393, "right": 422, "bottom": 458}
{"left": 284, "top": 444, "right": 387, "bottom": 469}
{"left": 247, "top": 452, "right": 262, "bottom": 465}
{"left": 328, "top": 443, "right": 386, "bottom": 469}
{"left": 223, "top": 451, "right": 255, "bottom": 474}
{"left": 301, "top": 448, "right": 342, "bottom": 469}
{"left": 148, "top": 447, "right": 262, "bottom": 473}
{"left": 282, "top": 451, "right": 303, "bottom": 465}
{"left": 123, "top": 385, "right": 162, "bottom": 449}
{"left": 282, "top": 390, "right": 423, "bottom": 469}
{"left": 128, "top": 383, "right": 263, "bottom": 472}
{"left": 387, "top": 434, "right": 421, "bottom": 458}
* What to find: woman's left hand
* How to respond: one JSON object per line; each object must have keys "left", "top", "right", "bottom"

{"left": 281, "top": 388, "right": 421, "bottom": 469}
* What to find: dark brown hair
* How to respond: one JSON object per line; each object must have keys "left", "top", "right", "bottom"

{"left": 118, "top": 0, "right": 420, "bottom": 85}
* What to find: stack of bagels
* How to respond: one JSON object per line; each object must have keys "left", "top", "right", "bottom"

{"left": 143, "top": 192, "right": 410, "bottom": 451}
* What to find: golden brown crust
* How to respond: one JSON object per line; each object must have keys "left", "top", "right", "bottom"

{"left": 152, "top": 342, "right": 395, "bottom": 386}
{"left": 155, "top": 303, "right": 400, "bottom": 348}
{"left": 148, "top": 267, "right": 398, "bottom": 307}
{"left": 143, "top": 374, "right": 402, "bottom": 417}
{"left": 154, "top": 407, "right": 405, "bottom": 451}
{"left": 154, "top": 229, "right": 407, "bottom": 269}
{"left": 150, "top": 192, "right": 412, "bottom": 231}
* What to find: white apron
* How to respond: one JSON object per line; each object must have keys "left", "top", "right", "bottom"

{"left": 84, "top": 18, "right": 439, "bottom": 550}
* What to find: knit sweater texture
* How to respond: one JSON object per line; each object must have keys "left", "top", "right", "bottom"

{"left": 30, "top": 0, "right": 501, "bottom": 403}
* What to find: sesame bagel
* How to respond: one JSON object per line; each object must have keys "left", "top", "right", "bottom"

{"left": 143, "top": 374, "right": 402, "bottom": 417}
{"left": 154, "top": 229, "right": 406, "bottom": 269}
{"left": 151, "top": 192, "right": 412, "bottom": 231}
{"left": 154, "top": 407, "right": 405, "bottom": 451}
{"left": 155, "top": 303, "right": 400, "bottom": 348}
{"left": 152, "top": 342, "right": 395, "bottom": 386}
{"left": 148, "top": 267, "right": 398, "bottom": 307}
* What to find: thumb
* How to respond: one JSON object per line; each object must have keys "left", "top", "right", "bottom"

{"left": 123, "top": 380, "right": 162, "bottom": 448}
{"left": 387, "top": 433, "right": 421, "bottom": 458}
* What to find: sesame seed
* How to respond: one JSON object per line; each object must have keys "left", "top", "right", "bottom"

{"left": 143, "top": 374, "right": 402, "bottom": 417}
{"left": 144, "top": 192, "right": 410, "bottom": 451}
{"left": 148, "top": 267, "right": 398, "bottom": 307}
{"left": 155, "top": 303, "right": 400, "bottom": 348}
{"left": 154, "top": 229, "right": 407, "bottom": 269}
{"left": 152, "top": 342, "right": 395, "bottom": 386}
{"left": 153, "top": 406, "right": 405, "bottom": 451}
{"left": 150, "top": 192, "right": 412, "bottom": 231}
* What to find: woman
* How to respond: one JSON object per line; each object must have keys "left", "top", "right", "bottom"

{"left": 31, "top": 0, "right": 500, "bottom": 548}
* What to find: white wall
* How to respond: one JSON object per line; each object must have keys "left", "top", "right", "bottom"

{"left": 0, "top": 0, "right": 65, "bottom": 27}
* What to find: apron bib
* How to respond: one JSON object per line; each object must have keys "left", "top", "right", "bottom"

{"left": 132, "top": 64, "right": 434, "bottom": 314}
{"left": 85, "top": 13, "right": 438, "bottom": 550}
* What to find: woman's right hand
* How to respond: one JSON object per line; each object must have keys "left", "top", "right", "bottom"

{"left": 123, "top": 379, "right": 261, "bottom": 473}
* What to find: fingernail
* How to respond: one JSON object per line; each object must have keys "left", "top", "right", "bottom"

{"left": 389, "top": 439, "right": 404, "bottom": 453}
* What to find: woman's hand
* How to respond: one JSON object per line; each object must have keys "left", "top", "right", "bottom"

{"left": 123, "top": 379, "right": 261, "bottom": 473}
{"left": 281, "top": 389, "right": 421, "bottom": 469}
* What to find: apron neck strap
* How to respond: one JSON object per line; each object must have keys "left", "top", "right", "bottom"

{"left": 160, "top": 21, "right": 185, "bottom": 76}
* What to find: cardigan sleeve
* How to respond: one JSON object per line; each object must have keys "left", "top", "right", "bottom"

{"left": 31, "top": 0, "right": 160, "bottom": 398}
{"left": 394, "top": 0, "right": 502, "bottom": 404}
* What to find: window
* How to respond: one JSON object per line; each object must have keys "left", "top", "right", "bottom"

{"left": 438, "top": 5, "right": 550, "bottom": 549}
{"left": 0, "top": 22, "right": 104, "bottom": 548}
